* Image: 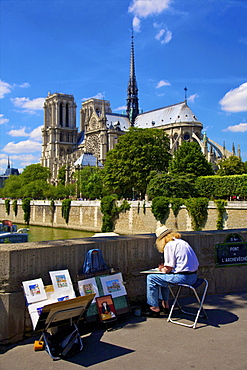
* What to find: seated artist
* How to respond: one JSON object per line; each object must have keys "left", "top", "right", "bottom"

{"left": 145, "top": 225, "right": 199, "bottom": 317}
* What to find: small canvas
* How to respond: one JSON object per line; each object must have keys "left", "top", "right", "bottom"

{"left": 100, "top": 273, "right": 126, "bottom": 298}
{"left": 49, "top": 269, "right": 75, "bottom": 299}
{"left": 78, "top": 277, "right": 99, "bottom": 303}
{"left": 96, "top": 295, "right": 117, "bottom": 322}
{"left": 22, "top": 278, "right": 47, "bottom": 304}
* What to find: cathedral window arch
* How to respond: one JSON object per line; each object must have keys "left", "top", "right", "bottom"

{"left": 60, "top": 103, "right": 63, "bottom": 126}
{"left": 183, "top": 132, "right": 190, "bottom": 141}
{"left": 66, "top": 103, "right": 69, "bottom": 127}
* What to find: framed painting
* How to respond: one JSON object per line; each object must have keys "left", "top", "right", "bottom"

{"left": 78, "top": 277, "right": 99, "bottom": 303}
{"left": 96, "top": 295, "right": 117, "bottom": 322}
{"left": 100, "top": 273, "right": 126, "bottom": 298}
{"left": 22, "top": 278, "right": 47, "bottom": 304}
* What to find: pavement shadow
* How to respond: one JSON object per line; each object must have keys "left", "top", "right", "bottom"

{"left": 205, "top": 308, "right": 239, "bottom": 327}
{"left": 65, "top": 329, "right": 134, "bottom": 367}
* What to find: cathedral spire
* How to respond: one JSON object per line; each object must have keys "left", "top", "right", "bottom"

{"left": 126, "top": 31, "right": 139, "bottom": 126}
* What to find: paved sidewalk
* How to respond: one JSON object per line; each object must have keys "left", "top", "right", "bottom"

{"left": 1, "top": 292, "right": 247, "bottom": 370}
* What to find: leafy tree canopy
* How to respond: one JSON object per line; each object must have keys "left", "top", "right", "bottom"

{"left": 169, "top": 141, "right": 214, "bottom": 177}
{"left": 103, "top": 127, "right": 171, "bottom": 198}
{"left": 20, "top": 163, "right": 51, "bottom": 184}
{"left": 217, "top": 156, "right": 246, "bottom": 176}
{"left": 73, "top": 167, "right": 105, "bottom": 199}
{"left": 147, "top": 173, "right": 197, "bottom": 199}
{"left": 58, "top": 165, "right": 66, "bottom": 185}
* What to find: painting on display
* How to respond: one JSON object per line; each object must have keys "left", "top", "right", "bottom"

{"left": 22, "top": 278, "right": 47, "bottom": 304}
{"left": 100, "top": 273, "right": 126, "bottom": 298}
{"left": 78, "top": 277, "right": 99, "bottom": 303}
{"left": 96, "top": 295, "right": 117, "bottom": 322}
{"left": 49, "top": 269, "right": 75, "bottom": 300}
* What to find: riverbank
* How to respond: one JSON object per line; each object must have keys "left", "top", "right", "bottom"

{"left": 1, "top": 199, "right": 247, "bottom": 234}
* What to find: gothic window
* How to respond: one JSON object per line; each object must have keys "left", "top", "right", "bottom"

{"left": 60, "top": 103, "right": 63, "bottom": 126}
{"left": 66, "top": 103, "right": 69, "bottom": 127}
{"left": 183, "top": 132, "right": 190, "bottom": 141}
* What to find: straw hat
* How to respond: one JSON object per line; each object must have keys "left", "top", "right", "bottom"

{"left": 156, "top": 225, "right": 172, "bottom": 241}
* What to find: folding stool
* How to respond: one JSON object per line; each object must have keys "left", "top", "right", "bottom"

{"left": 167, "top": 277, "right": 208, "bottom": 329}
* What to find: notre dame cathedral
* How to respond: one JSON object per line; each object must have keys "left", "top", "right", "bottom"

{"left": 40, "top": 36, "right": 239, "bottom": 184}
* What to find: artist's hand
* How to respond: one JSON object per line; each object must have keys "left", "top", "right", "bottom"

{"left": 158, "top": 263, "right": 164, "bottom": 271}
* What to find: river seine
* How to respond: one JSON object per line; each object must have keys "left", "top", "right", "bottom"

{"left": 16, "top": 224, "right": 94, "bottom": 242}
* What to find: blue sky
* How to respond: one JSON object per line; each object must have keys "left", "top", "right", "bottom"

{"left": 0, "top": 0, "right": 247, "bottom": 174}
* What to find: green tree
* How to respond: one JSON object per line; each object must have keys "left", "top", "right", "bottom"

{"left": 20, "top": 163, "right": 51, "bottom": 184}
{"left": 147, "top": 173, "right": 197, "bottom": 199}
{"left": 217, "top": 156, "right": 246, "bottom": 176}
{"left": 1, "top": 175, "right": 22, "bottom": 198}
{"left": 21, "top": 180, "right": 51, "bottom": 199}
{"left": 75, "top": 167, "right": 105, "bottom": 199}
{"left": 1, "top": 163, "right": 51, "bottom": 199}
{"left": 103, "top": 127, "right": 171, "bottom": 198}
{"left": 169, "top": 141, "right": 214, "bottom": 177}
{"left": 58, "top": 165, "right": 66, "bottom": 185}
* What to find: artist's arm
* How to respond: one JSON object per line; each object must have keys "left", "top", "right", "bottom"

{"left": 158, "top": 265, "right": 172, "bottom": 273}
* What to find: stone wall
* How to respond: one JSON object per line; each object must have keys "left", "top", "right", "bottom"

{"left": 0, "top": 230, "right": 247, "bottom": 344}
{"left": 0, "top": 199, "right": 247, "bottom": 234}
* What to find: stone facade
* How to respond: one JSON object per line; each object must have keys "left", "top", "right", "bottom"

{"left": 0, "top": 199, "right": 246, "bottom": 234}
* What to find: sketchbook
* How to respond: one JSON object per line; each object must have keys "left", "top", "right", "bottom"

{"left": 140, "top": 268, "right": 166, "bottom": 274}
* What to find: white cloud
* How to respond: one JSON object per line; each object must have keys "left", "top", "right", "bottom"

{"left": 187, "top": 93, "right": 199, "bottom": 103}
{"left": 223, "top": 123, "right": 247, "bottom": 133}
{"left": 19, "top": 82, "right": 30, "bottom": 88}
{"left": 129, "top": 0, "right": 172, "bottom": 35}
{"left": 153, "top": 22, "right": 172, "bottom": 44}
{"left": 114, "top": 105, "right": 127, "bottom": 112}
{"left": 82, "top": 92, "right": 105, "bottom": 101}
{"left": 156, "top": 80, "right": 171, "bottom": 88}
{"left": 29, "top": 125, "right": 43, "bottom": 141}
{"left": 7, "top": 125, "right": 42, "bottom": 141}
{"left": 3, "top": 140, "right": 42, "bottom": 154}
{"left": 0, "top": 114, "right": 9, "bottom": 125}
{"left": 11, "top": 97, "right": 45, "bottom": 113}
{"left": 0, "top": 80, "right": 12, "bottom": 99}
{"left": 133, "top": 16, "right": 141, "bottom": 32}
{"left": 8, "top": 127, "right": 29, "bottom": 137}
{"left": 128, "top": 0, "right": 171, "bottom": 18}
{"left": 219, "top": 82, "right": 247, "bottom": 112}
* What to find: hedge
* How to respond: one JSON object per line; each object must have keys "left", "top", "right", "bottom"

{"left": 195, "top": 174, "right": 247, "bottom": 198}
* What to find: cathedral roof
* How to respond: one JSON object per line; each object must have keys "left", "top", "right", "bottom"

{"left": 74, "top": 153, "right": 103, "bottom": 167}
{"left": 106, "top": 113, "right": 130, "bottom": 131}
{"left": 134, "top": 101, "right": 202, "bottom": 129}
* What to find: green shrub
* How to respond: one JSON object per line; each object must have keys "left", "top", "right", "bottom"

{"left": 196, "top": 175, "right": 247, "bottom": 199}
{"left": 214, "top": 199, "right": 227, "bottom": 230}
{"left": 185, "top": 198, "right": 209, "bottom": 231}
{"left": 151, "top": 196, "right": 170, "bottom": 223}
{"left": 100, "top": 195, "right": 130, "bottom": 232}
{"left": 5, "top": 199, "right": 10, "bottom": 215}
{"left": 170, "top": 198, "right": 184, "bottom": 217}
{"left": 22, "top": 198, "right": 31, "bottom": 224}
{"left": 62, "top": 199, "right": 71, "bottom": 224}
{"left": 12, "top": 200, "right": 18, "bottom": 216}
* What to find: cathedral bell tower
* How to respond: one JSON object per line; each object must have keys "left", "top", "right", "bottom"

{"left": 126, "top": 33, "right": 139, "bottom": 126}
{"left": 41, "top": 92, "right": 78, "bottom": 180}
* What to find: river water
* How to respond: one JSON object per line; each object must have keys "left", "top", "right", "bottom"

{"left": 16, "top": 224, "right": 94, "bottom": 242}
